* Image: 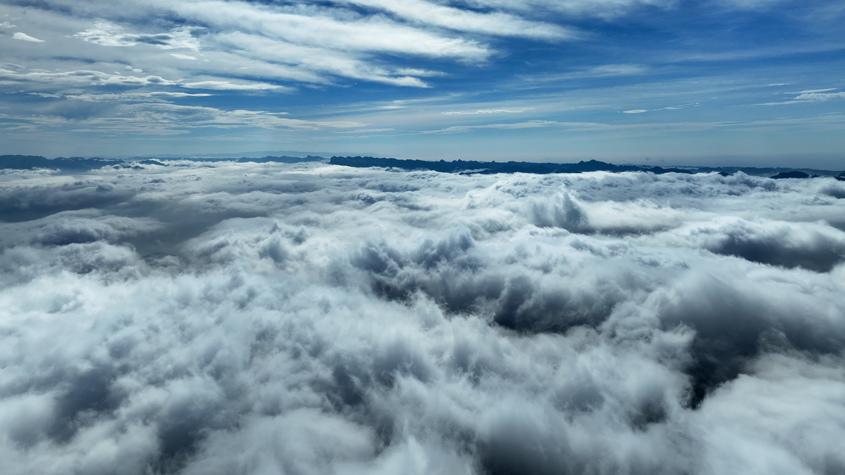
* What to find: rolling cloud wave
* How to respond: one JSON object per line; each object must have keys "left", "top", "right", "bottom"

{"left": 1, "top": 162, "right": 844, "bottom": 474}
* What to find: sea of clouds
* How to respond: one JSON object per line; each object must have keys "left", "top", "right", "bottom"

{"left": 1, "top": 161, "right": 844, "bottom": 475}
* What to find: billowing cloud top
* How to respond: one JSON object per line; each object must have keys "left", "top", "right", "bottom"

{"left": 1, "top": 0, "right": 845, "bottom": 163}
{"left": 1, "top": 161, "right": 845, "bottom": 474}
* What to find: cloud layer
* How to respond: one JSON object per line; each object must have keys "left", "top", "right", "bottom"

{"left": 1, "top": 162, "right": 844, "bottom": 474}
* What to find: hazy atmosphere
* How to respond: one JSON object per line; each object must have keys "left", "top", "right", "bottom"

{"left": 2, "top": 1, "right": 845, "bottom": 475}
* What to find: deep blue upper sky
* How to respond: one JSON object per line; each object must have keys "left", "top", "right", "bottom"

{"left": 1, "top": 0, "right": 844, "bottom": 166}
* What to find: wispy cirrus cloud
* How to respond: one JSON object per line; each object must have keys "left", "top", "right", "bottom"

{"left": 0, "top": 66, "right": 288, "bottom": 92}
{"left": 0, "top": 0, "right": 500, "bottom": 96}
{"left": 209, "top": 31, "right": 433, "bottom": 88}
{"left": 759, "top": 88, "right": 845, "bottom": 105}
{"left": 442, "top": 107, "right": 530, "bottom": 116}
{"left": 330, "top": 0, "right": 577, "bottom": 39}
{"left": 422, "top": 119, "right": 601, "bottom": 134}
{"left": 74, "top": 21, "right": 200, "bottom": 50}
{"left": 4, "top": 102, "right": 363, "bottom": 136}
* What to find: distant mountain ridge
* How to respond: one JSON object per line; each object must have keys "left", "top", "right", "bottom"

{"left": 0, "top": 155, "right": 117, "bottom": 171}
{"left": 1, "top": 154, "right": 842, "bottom": 179}
{"left": 330, "top": 156, "right": 690, "bottom": 175}
{"left": 329, "top": 156, "right": 843, "bottom": 178}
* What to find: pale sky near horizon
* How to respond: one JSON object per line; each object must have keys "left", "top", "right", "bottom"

{"left": 1, "top": 0, "right": 844, "bottom": 167}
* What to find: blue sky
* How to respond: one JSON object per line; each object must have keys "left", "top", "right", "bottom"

{"left": 1, "top": 0, "right": 844, "bottom": 167}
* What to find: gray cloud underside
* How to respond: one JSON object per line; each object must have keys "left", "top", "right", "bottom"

{"left": 1, "top": 163, "right": 844, "bottom": 475}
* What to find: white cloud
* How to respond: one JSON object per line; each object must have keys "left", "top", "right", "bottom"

{"left": 0, "top": 93, "right": 360, "bottom": 133}
{"left": 442, "top": 108, "right": 530, "bottom": 116}
{"left": 170, "top": 53, "right": 198, "bottom": 61}
{"left": 394, "top": 68, "right": 445, "bottom": 78}
{"left": 62, "top": 91, "right": 213, "bottom": 102}
{"left": 588, "top": 63, "right": 650, "bottom": 76}
{"left": 163, "top": 0, "right": 491, "bottom": 60}
{"left": 332, "top": 0, "right": 577, "bottom": 40}
{"left": 423, "top": 119, "right": 567, "bottom": 133}
{"left": 0, "top": 67, "right": 177, "bottom": 87}
{"left": 182, "top": 80, "right": 287, "bottom": 91}
{"left": 209, "top": 31, "right": 432, "bottom": 88}
{"left": 0, "top": 66, "right": 289, "bottom": 92}
{"left": 515, "top": 64, "right": 651, "bottom": 87}
{"left": 11, "top": 32, "right": 44, "bottom": 43}
{"left": 759, "top": 88, "right": 845, "bottom": 105}
{"left": 793, "top": 88, "right": 845, "bottom": 102}
{"left": 75, "top": 21, "right": 201, "bottom": 51}
{"left": 623, "top": 109, "right": 649, "bottom": 114}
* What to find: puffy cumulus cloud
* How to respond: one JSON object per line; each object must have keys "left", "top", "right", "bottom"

{"left": 661, "top": 217, "right": 845, "bottom": 272}
{"left": 1, "top": 162, "right": 844, "bottom": 474}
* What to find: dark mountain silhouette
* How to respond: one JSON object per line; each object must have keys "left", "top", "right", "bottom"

{"left": 0, "top": 155, "right": 118, "bottom": 171}
{"left": 2, "top": 154, "right": 840, "bottom": 178}
{"left": 138, "top": 159, "right": 168, "bottom": 167}
{"left": 329, "top": 156, "right": 843, "bottom": 177}
{"left": 329, "top": 156, "right": 693, "bottom": 175}
{"left": 770, "top": 171, "right": 817, "bottom": 179}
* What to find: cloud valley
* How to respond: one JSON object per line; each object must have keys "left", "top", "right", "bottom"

{"left": 1, "top": 161, "right": 844, "bottom": 474}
